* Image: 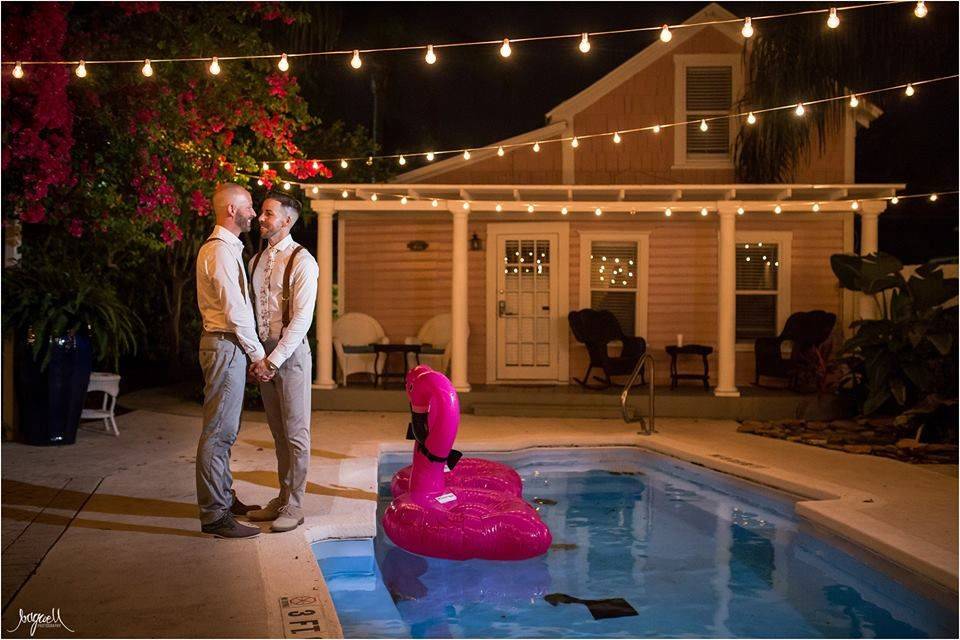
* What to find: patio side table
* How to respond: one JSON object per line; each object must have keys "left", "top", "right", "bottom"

{"left": 665, "top": 344, "right": 713, "bottom": 390}
{"left": 372, "top": 343, "right": 421, "bottom": 387}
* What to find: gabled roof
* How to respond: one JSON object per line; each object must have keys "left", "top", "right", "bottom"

{"left": 546, "top": 2, "right": 743, "bottom": 122}
{"left": 393, "top": 121, "right": 566, "bottom": 183}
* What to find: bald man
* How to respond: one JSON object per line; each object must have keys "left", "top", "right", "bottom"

{"left": 194, "top": 183, "right": 264, "bottom": 538}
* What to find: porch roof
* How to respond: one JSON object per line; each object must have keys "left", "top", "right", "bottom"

{"left": 307, "top": 182, "right": 904, "bottom": 214}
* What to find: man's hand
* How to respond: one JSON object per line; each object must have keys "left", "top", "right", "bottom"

{"left": 249, "top": 359, "right": 276, "bottom": 383}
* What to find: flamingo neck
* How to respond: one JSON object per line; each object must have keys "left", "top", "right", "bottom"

{"left": 409, "top": 385, "right": 459, "bottom": 497}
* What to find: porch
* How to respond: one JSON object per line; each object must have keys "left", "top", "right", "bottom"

{"left": 307, "top": 182, "right": 902, "bottom": 399}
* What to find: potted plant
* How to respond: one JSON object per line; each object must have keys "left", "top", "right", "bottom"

{"left": 2, "top": 258, "right": 141, "bottom": 445}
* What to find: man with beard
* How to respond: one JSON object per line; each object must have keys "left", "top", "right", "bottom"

{"left": 245, "top": 192, "right": 318, "bottom": 533}
{"left": 194, "top": 183, "right": 265, "bottom": 538}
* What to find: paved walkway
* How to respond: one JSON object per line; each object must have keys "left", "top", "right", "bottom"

{"left": 1, "top": 386, "right": 956, "bottom": 637}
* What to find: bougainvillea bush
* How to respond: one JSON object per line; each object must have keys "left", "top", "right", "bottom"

{"left": 2, "top": 3, "right": 374, "bottom": 373}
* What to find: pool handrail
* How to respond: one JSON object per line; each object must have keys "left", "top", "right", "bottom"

{"left": 621, "top": 352, "right": 655, "bottom": 434}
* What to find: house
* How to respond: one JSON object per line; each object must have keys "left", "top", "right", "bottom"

{"left": 306, "top": 3, "right": 901, "bottom": 395}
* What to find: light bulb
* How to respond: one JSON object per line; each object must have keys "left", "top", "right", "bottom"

{"left": 497, "top": 146, "right": 505, "bottom": 157}
{"left": 741, "top": 17, "right": 754, "bottom": 38}
{"left": 653, "top": 124, "right": 661, "bottom": 134}
{"left": 527, "top": 204, "right": 534, "bottom": 213}
{"left": 398, "top": 155, "right": 406, "bottom": 166}
{"left": 747, "top": 112, "right": 757, "bottom": 125}
{"left": 278, "top": 53, "right": 289, "bottom": 72}
{"left": 849, "top": 94, "right": 859, "bottom": 108}
{"left": 851, "top": 200, "right": 859, "bottom": 210}
{"left": 262, "top": 162, "right": 269, "bottom": 171}
{"left": 142, "top": 59, "right": 153, "bottom": 77}
{"left": 463, "top": 150, "right": 471, "bottom": 160}
{"left": 737, "top": 207, "right": 745, "bottom": 215}
{"left": 341, "top": 190, "right": 349, "bottom": 198}
{"left": 905, "top": 83, "right": 915, "bottom": 97}
{"left": 371, "top": 193, "right": 378, "bottom": 202}
{"left": 700, "top": 207, "right": 708, "bottom": 217}
{"left": 425, "top": 45, "right": 437, "bottom": 65}
{"left": 283, "top": 182, "right": 291, "bottom": 191}
{"left": 827, "top": 8, "right": 840, "bottom": 28}
{"left": 401, "top": 196, "right": 408, "bottom": 205}
{"left": 746, "top": 257, "right": 751, "bottom": 262}
{"left": 312, "top": 186, "right": 319, "bottom": 195}
{"left": 929, "top": 193, "right": 938, "bottom": 202}
{"left": 500, "top": 38, "right": 512, "bottom": 58}
{"left": 699, "top": 119, "right": 708, "bottom": 132}
{"left": 283, "top": 161, "right": 291, "bottom": 171}
{"left": 495, "top": 203, "right": 503, "bottom": 212}
{"left": 890, "top": 196, "right": 899, "bottom": 204}
{"left": 366, "top": 156, "right": 373, "bottom": 166}
{"left": 13, "top": 62, "right": 23, "bottom": 79}
{"left": 812, "top": 202, "right": 821, "bottom": 212}
{"left": 532, "top": 141, "right": 541, "bottom": 152}
{"left": 660, "top": 25, "right": 672, "bottom": 42}
{"left": 594, "top": 207, "right": 602, "bottom": 216}
{"left": 76, "top": 60, "right": 87, "bottom": 78}
{"left": 350, "top": 50, "right": 362, "bottom": 69}
{"left": 257, "top": 179, "right": 264, "bottom": 186}
{"left": 208, "top": 57, "right": 220, "bottom": 75}
{"left": 795, "top": 103, "right": 805, "bottom": 117}
{"left": 312, "top": 161, "right": 319, "bottom": 170}
{"left": 914, "top": 1, "right": 927, "bottom": 18}
{"left": 578, "top": 33, "right": 591, "bottom": 53}
{"left": 426, "top": 151, "right": 435, "bottom": 161}
{"left": 665, "top": 207, "right": 672, "bottom": 217}
{"left": 774, "top": 204, "right": 782, "bottom": 214}
{"left": 339, "top": 159, "right": 348, "bottom": 169}
{"left": 462, "top": 201, "right": 470, "bottom": 210}
{"left": 571, "top": 136, "right": 579, "bottom": 148}
{"left": 613, "top": 131, "right": 622, "bottom": 144}
{"left": 561, "top": 206, "right": 568, "bottom": 215}
{"left": 431, "top": 198, "right": 439, "bottom": 208}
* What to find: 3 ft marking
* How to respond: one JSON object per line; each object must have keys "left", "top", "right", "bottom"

{"left": 279, "top": 596, "right": 325, "bottom": 638}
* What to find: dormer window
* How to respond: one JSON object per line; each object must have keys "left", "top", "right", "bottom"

{"left": 673, "top": 54, "right": 742, "bottom": 169}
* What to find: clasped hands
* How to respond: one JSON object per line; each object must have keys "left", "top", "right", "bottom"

{"left": 248, "top": 359, "right": 276, "bottom": 383}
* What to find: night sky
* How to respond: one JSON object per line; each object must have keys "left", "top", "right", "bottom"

{"left": 293, "top": 2, "right": 958, "bottom": 263}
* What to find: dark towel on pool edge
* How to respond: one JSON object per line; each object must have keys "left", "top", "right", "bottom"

{"left": 544, "top": 593, "right": 638, "bottom": 620}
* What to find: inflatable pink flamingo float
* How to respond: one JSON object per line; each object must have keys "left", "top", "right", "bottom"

{"left": 382, "top": 366, "right": 551, "bottom": 561}
{"left": 390, "top": 366, "right": 523, "bottom": 498}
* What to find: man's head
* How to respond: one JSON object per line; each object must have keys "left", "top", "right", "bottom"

{"left": 212, "top": 183, "right": 256, "bottom": 234}
{"left": 259, "top": 192, "right": 302, "bottom": 243}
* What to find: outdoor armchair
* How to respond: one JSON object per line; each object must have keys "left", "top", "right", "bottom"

{"left": 568, "top": 309, "right": 647, "bottom": 390}
{"left": 403, "top": 313, "right": 469, "bottom": 374}
{"left": 754, "top": 310, "right": 837, "bottom": 388}
{"left": 332, "top": 312, "right": 389, "bottom": 386}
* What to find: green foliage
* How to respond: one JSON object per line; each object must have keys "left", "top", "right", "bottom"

{"left": 831, "top": 252, "right": 958, "bottom": 435}
{"left": 2, "top": 256, "right": 143, "bottom": 371}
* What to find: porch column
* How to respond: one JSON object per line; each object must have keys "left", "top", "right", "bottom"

{"left": 449, "top": 203, "right": 471, "bottom": 392}
{"left": 715, "top": 203, "right": 740, "bottom": 397}
{"left": 858, "top": 201, "right": 883, "bottom": 321}
{"left": 314, "top": 201, "right": 337, "bottom": 389}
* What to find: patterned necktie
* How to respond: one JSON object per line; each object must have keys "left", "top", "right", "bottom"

{"left": 258, "top": 247, "right": 278, "bottom": 341}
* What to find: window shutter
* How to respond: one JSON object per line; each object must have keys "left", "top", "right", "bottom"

{"left": 686, "top": 66, "right": 732, "bottom": 156}
{"left": 736, "top": 243, "right": 780, "bottom": 339}
{"left": 736, "top": 295, "right": 777, "bottom": 340}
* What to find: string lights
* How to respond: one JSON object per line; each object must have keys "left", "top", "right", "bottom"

{"left": 4, "top": 1, "right": 919, "bottom": 75}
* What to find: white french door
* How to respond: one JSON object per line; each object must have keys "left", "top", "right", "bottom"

{"left": 493, "top": 231, "right": 560, "bottom": 380}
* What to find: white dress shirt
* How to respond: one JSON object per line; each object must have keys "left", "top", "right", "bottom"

{"left": 249, "top": 233, "right": 319, "bottom": 369}
{"left": 196, "top": 225, "right": 265, "bottom": 362}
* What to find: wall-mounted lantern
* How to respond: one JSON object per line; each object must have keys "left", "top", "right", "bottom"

{"left": 407, "top": 240, "right": 429, "bottom": 252}
{"left": 470, "top": 232, "right": 483, "bottom": 251}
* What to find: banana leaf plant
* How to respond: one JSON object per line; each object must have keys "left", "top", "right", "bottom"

{"left": 831, "top": 252, "right": 958, "bottom": 439}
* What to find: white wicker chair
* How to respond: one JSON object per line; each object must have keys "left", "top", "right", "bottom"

{"left": 332, "top": 312, "right": 389, "bottom": 386}
{"left": 403, "top": 313, "right": 469, "bottom": 375}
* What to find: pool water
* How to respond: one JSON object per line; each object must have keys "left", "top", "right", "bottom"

{"left": 315, "top": 447, "right": 957, "bottom": 638}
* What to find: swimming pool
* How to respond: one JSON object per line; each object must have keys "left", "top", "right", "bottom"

{"left": 314, "top": 447, "right": 957, "bottom": 638}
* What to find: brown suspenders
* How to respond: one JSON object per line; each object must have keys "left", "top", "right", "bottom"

{"left": 202, "top": 237, "right": 247, "bottom": 300}
{"left": 249, "top": 243, "right": 305, "bottom": 331}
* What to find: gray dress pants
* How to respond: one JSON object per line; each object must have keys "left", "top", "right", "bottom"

{"left": 196, "top": 333, "right": 247, "bottom": 525}
{"left": 260, "top": 340, "right": 312, "bottom": 515}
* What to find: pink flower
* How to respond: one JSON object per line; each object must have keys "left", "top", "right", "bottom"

{"left": 190, "top": 189, "right": 211, "bottom": 217}
{"left": 67, "top": 218, "right": 83, "bottom": 238}
{"left": 20, "top": 202, "right": 46, "bottom": 224}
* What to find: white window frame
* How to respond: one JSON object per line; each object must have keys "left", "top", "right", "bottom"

{"left": 578, "top": 231, "right": 650, "bottom": 339}
{"left": 735, "top": 230, "right": 792, "bottom": 351}
{"left": 673, "top": 53, "right": 743, "bottom": 170}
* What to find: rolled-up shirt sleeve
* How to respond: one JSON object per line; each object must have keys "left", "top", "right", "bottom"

{"left": 205, "top": 245, "right": 265, "bottom": 362}
{"left": 266, "top": 253, "right": 318, "bottom": 369}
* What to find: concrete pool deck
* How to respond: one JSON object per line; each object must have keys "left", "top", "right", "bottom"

{"left": 1, "top": 385, "right": 957, "bottom": 638}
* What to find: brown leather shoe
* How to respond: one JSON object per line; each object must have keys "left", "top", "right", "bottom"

{"left": 201, "top": 514, "right": 261, "bottom": 539}
{"left": 230, "top": 491, "right": 262, "bottom": 516}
